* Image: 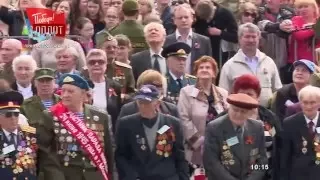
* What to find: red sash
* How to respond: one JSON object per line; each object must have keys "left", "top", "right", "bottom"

{"left": 50, "top": 102, "right": 109, "bottom": 180}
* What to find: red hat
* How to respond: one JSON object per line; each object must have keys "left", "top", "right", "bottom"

{"left": 233, "top": 74, "right": 261, "bottom": 96}
{"left": 227, "top": 93, "right": 259, "bottom": 109}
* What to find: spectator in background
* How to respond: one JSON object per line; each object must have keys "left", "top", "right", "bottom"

{"left": 272, "top": 59, "right": 315, "bottom": 121}
{"left": 142, "top": 12, "right": 162, "bottom": 25}
{"left": 87, "top": 0, "right": 106, "bottom": 35}
{"left": 11, "top": 55, "right": 37, "bottom": 99}
{"left": 102, "top": 0, "right": 112, "bottom": 13}
{"left": 70, "top": 0, "right": 88, "bottom": 34}
{"left": 54, "top": 47, "right": 82, "bottom": 84}
{"left": 105, "top": 6, "right": 120, "bottom": 31}
{"left": 31, "top": 30, "right": 86, "bottom": 70}
{"left": 165, "top": 3, "right": 212, "bottom": 75}
{"left": 157, "top": 0, "right": 175, "bottom": 34}
{"left": 219, "top": 23, "right": 282, "bottom": 107}
{"left": 257, "top": 0, "right": 294, "bottom": 84}
{"left": 286, "top": 0, "right": 320, "bottom": 83}
{"left": 137, "top": 0, "right": 155, "bottom": 24}
{"left": 111, "top": 0, "right": 123, "bottom": 11}
{"left": 115, "top": 34, "right": 132, "bottom": 64}
{"left": 239, "top": 2, "right": 258, "bottom": 24}
{"left": 46, "top": 0, "right": 60, "bottom": 10}
{"left": 0, "top": 39, "right": 22, "bottom": 84}
{"left": 56, "top": 0, "right": 72, "bottom": 20}
{"left": 193, "top": 0, "right": 238, "bottom": 69}
{"left": 74, "top": 17, "right": 95, "bottom": 54}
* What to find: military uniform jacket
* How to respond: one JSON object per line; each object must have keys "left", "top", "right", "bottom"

{"left": 115, "top": 113, "right": 189, "bottom": 180}
{"left": 166, "top": 73, "right": 196, "bottom": 104}
{"left": 37, "top": 104, "right": 114, "bottom": 180}
{"left": 280, "top": 112, "right": 320, "bottom": 180}
{"left": 203, "top": 114, "right": 268, "bottom": 180}
{"left": 20, "top": 95, "right": 60, "bottom": 127}
{"left": 0, "top": 126, "right": 37, "bottom": 180}
{"left": 110, "top": 20, "right": 148, "bottom": 53}
{"left": 0, "top": 63, "right": 15, "bottom": 84}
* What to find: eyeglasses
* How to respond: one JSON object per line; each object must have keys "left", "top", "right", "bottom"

{"left": 172, "top": 0, "right": 184, "bottom": 6}
{"left": 243, "top": 12, "right": 257, "bottom": 18}
{"left": 0, "top": 112, "right": 19, "bottom": 118}
{"left": 88, "top": 60, "right": 106, "bottom": 66}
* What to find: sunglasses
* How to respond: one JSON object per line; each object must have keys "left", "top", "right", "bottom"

{"left": 88, "top": 60, "right": 106, "bottom": 66}
{"left": 0, "top": 112, "right": 19, "bottom": 118}
{"left": 172, "top": 0, "right": 184, "bottom": 6}
{"left": 243, "top": 12, "right": 257, "bottom": 18}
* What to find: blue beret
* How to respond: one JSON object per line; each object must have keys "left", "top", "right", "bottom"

{"left": 293, "top": 59, "right": 315, "bottom": 73}
{"left": 58, "top": 74, "right": 90, "bottom": 90}
{"left": 134, "top": 84, "right": 159, "bottom": 101}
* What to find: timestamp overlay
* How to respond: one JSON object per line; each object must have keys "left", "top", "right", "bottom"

{"left": 250, "top": 164, "right": 269, "bottom": 171}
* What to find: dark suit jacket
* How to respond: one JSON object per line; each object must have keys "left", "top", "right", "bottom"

{"left": 164, "top": 32, "right": 212, "bottom": 74}
{"left": 280, "top": 112, "right": 320, "bottom": 180}
{"left": 271, "top": 83, "right": 298, "bottom": 122}
{"left": 131, "top": 50, "right": 153, "bottom": 81}
{"left": 115, "top": 113, "right": 189, "bottom": 180}
{"left": 0, "top": 7, "right": 24, "bottom": 36}
{"left": 118, "top": 101, "right": 179, "bottom": 120}
{"left": 160, "top": 6, "right": 175, "bottom": 35}
{"left": 203, "top": 114, "right": 268, "bottom": 180}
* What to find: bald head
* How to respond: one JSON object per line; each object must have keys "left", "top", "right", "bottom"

{"left": 1, "top": 39, "right": 22, "bottom": 64}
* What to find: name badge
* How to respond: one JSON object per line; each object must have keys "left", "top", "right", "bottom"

{"left": 226, "top": 136, "right": 239, "bottom": 147}
{"left": 316, "top": 127, "right": 320, "bottom": 134}
{"left": 157, "top": 125, "right": 170, "bottom": 135}
{"left": 2, "top": 144, "right": 15, "bottom": 155}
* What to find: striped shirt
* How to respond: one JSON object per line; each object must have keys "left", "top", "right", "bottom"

{"left": 75, "top": 112, "right": 84, "bottom": 121}
{"left": 41, "top": 100, "right": 54, "bottom": 109}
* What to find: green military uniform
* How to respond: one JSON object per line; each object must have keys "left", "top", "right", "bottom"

{"left": 37, "top": 74, "right": 114, "bottom": 180}
{"left": 109, "top": 0, "right": 148, "bottom": 53}
{"left": 0, "top": 63, "right": 15, "bottom": 84}
{"left": 162, "top": 42, "right": 196, "bottom": 104}
{"left": 20, "top": 68, "right": 60, "bottom": 127}
{"left": 95, "top": 29, "right": 113, "bottom": 48}
{"left": 82, "top": 60, "right": 136, "bottom": 99}
{"left": 166, "top": 74, "right": 197, "bottom": 103}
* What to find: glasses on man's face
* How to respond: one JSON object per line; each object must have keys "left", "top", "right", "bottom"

{"left": 243, "top": 12, "right": 257, "bottom": 19}
{"left": 88, "top": 60, "right": 106, "bottom": 66}
{"left": 172, "top": 0, "right": 184, "bottom": 6}
{"left": 0, "top": 112, "right": 19, "bottom": 118}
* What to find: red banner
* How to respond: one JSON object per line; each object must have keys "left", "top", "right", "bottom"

{"left": 50, "top": 102, "right": 109, "bottom": 180}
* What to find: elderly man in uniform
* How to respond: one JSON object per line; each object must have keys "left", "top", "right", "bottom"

{"left": 0, "top": 90, "right": 37, "bottom": 180}
{"left": 280, "top": 85, "right": 320, "bottom": 180}
{"left": 84, "top": 36, "right": 135, "bottom": 101}
{"left": 162, "top": 42, "right": 196, "bottom": 104}
{"left": 109, "top": 0, "right": 148, "bottom": 53}
{"left": 115, "top": 84, "right": 189, "bottom": 180}
{"left": 20, "top": 68, "right": 60, "bottom": 127}
{"left": 0, "top": 39, "right": 22, "bottom": 84}
{"left": 203, "top": 93, "right": 268, "bottom": 180}
{"left": 37, "top": 74, "right": 114, "bottom": 180}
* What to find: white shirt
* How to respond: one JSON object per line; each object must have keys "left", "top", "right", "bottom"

{"left": 150, "top": 49, "right": 167, "bottom": 76}
{"left": 93, "top": 82, "right": 107, "bottom": 110}
{"left": 19, "top": 114, "right": 29, "bottom": 125}
{"left": 2, "top": 128, "right": 18, "bottom": 144}
{"left": 169, "top": 71, "right": 184, "bottom": 85}
{"left": 17, "top": 83, "right": 33, "bottom": 99}
{"left": 176, "top": 30, "right": 192, "bottom": 74}
{"left": 305, "top": 111, "right": 319, "bottom": 132}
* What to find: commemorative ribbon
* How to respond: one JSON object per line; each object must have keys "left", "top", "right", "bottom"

{"left": 50, "top": 102, "right": 109, "bottom": 180}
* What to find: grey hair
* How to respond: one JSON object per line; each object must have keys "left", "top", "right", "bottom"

{"left": 143, "top": 22, "right": 166, "bottom": 37}
{"left": 12, "top": 55, "right": 37, "bottom": 72}
{"left": 298, "top": 85, "right": 320, "bottom": 101}
{"left": 238, "top": 22, "right": 261, "bottom": 38}
{"left": 86, "top": 49, "right": 107, "bottom": 62}
{"left": 55, "top": 46, "right": 79, "bottom": 60}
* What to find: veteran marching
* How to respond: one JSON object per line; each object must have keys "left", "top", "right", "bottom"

{"left": 0, "top": 91, "right": 37, "bottom": 180}
{"left": 37, "top": 74, "right": 114, "bottom": 180}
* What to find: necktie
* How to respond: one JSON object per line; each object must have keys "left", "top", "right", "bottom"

{"left": 153, "top": 54, "right": 161, "bottom": 73}
{"left": 9, "top": 133, "right": 17, "bottom": 148}
{"left": 308, "top": 121, "right": 315, "bottom": 138}
{"left": 176, "top": 78, "right": 183, "bottom": 89}
{"left": 236, "top": 126, "right": 243, "bottom": 145}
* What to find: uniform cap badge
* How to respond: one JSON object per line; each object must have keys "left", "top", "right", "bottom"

{"left": 177, "top": 49, "right": 186, "bottom": 54}
{"left": 63, "top": 76, "right": 74, "bottom": 83}
{"left": 93, "top": 115, "right": 99, "bottom": 121}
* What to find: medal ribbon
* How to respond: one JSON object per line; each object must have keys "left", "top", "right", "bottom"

{"left": 50, "top": 102, "right": 109, "bottom": 180}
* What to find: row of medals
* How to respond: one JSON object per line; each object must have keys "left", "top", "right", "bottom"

{"left": 222, "top": 142, "right": 235, "bottom": 166}
{"left": 54, "top": 122, "right": 103, "bottom": 167}
{"left": 166, "top": 92, "right": 179, "bottom": 104}
{"left": 302, "top": 136, "right": 320, "bottom": 165}
{"left": 0, "top": 136, "right": 36, "bottom": 174}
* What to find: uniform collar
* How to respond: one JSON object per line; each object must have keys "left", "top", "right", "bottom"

{"left": 305, "top": 111, "right": 319, "bottom": 126}
{"left": 169, "top": 71, "right": 184, "bottom": 81}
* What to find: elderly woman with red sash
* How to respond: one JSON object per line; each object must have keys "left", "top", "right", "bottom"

{"left": 37, "top": 73, "right": 114, "bottom": 180}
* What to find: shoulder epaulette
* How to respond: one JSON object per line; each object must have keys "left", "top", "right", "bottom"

{"left": 185, "top": 74, "right": 197, "bottom": 79}
{"left": 89, "top": 105, "right": 108, "bottom": 114}
{"left": 20, "top": 125, "right": 36, "bottom": 134}
{"left": 115, "top": 61, "right": 132, "bottom": 69}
